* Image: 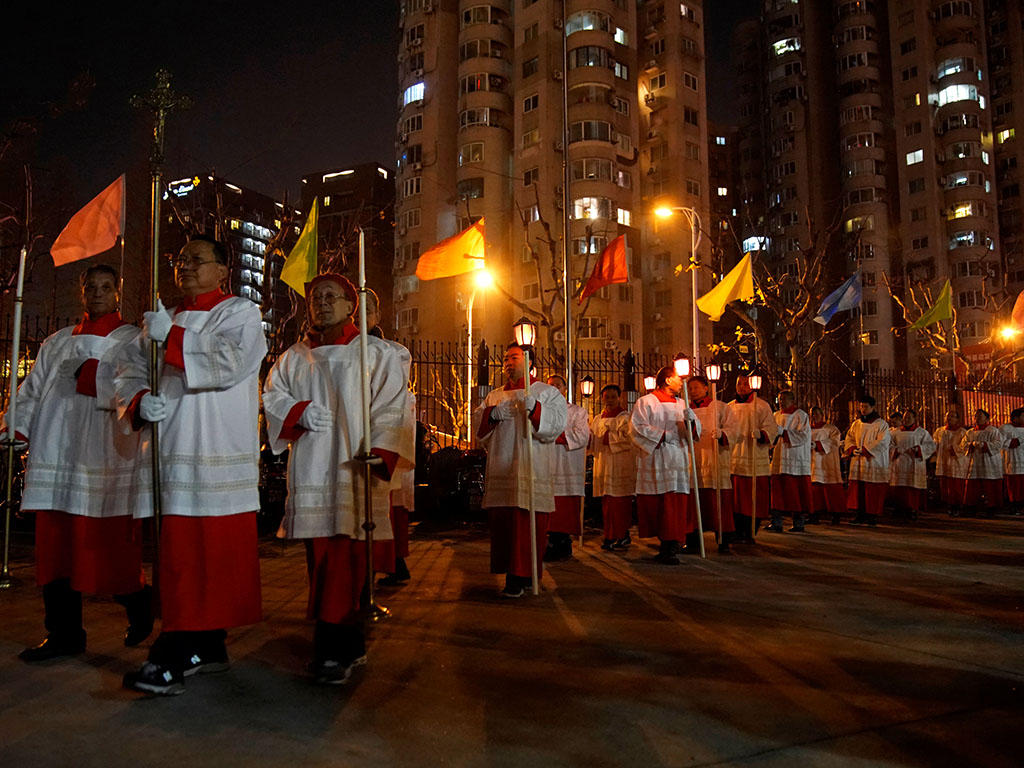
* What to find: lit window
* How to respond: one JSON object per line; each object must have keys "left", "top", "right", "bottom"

{"left": 717, "top": 187, "right": 728, "bottom": 196}
{"left": 772, "top": 37, "right": 801, "bottom": 56}
{"left": 324, "top": 195, "right": 331, "bottom": 207}
{"left": 906, "top": 149, "right": 924, "bottom": 165}
{"left": 614, "top": 27, "right": 628, "bottom": 45}
{"left": 715, "top": 136, "right": 726, "bottom": 146}
{"left": 403, "top": 82, "right": 425, "bottom": 105}
{"left": 742, "top": 236, "right": 768, "bottom": 253}
{"left": 617, "top": 208, "right": 632, "bottom": 226}
{"left": 998, "top": 128, "right": 1015, "bottom": 143}
{"left": 937, "top": 84, "right": 979, "bottom": 107}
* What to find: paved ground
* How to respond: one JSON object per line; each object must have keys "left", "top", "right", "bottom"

{"left": 1, "top": 512, "right": 1022, "bottom": 767}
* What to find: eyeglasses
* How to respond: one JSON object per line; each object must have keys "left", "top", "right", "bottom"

{"left": 170, "top": 256, "right": 219, "bottom": 269}
{"left": 310, "top": 292, "right": 346, "bottom": 305}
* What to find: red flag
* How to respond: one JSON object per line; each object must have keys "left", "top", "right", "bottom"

{"left": 1011, "top": 289, "right": 1024, "bottom": 331}
{"left": 51, "top": 175, "right": 125, "bottom": 266}
{"left": 579, "top": 235, "right": 628, "bottom": 304}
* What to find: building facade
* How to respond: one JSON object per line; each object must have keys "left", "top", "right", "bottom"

{"left": 394, "top": 0, "right": 711, "bottom": 364}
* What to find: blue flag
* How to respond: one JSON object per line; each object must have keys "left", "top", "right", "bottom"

{"left": 813, "top": 270, "right": 862, "bottom": 326}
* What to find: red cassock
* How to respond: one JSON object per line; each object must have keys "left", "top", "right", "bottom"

{"left": 636, "top": 493, "right": 693, "bottom": 541}
{"left": 811, "top": 483, "right": 846, "bottom": 515}
{"left": 731, "top": 476, "right": 771, "bottom": 519}
{"left": 769, "top": 474, "right": 813, "bottom": 513}
{"left": 35, "top": 510, "right": 144, "bottom": 594}
{"left": 601, "top": 496, "right": 633, "bottom": 540}
{"left": 549, "top": 496, "right": 582, "bottom": 536}
{"left": 698, "top": 488, "right": 736, "bottom": 533}
{"left": 846, "top": 480, "right": 887, "bottom": 516}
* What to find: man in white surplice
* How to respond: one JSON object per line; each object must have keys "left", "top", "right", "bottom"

{"left": 118, "top": 235, "right": 266, "bottom": 696}
{"left": 474, "top": 344, "right": 567, "bottom": 598}
{"left": 4, "top": 265, "right": 152, "bottom": 664}
{"left": 264, "top": 274, "right": 412, "bottom": 684}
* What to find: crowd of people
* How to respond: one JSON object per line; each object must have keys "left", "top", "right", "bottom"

{"left": 4, "top": 233, "right": 1021, "bottom": 696}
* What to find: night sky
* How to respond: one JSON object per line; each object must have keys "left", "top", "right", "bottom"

{"left": 2, "top": 0, "right": 757, "bottom": 217}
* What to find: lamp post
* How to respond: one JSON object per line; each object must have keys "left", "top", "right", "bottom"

{"left": 643, "top": 375, "right": 657, "bottom": 392}
{"left": 748, "top": 372, "right": 763, "bottom": 540}
{"left": 706, "top": 363, "right": 724, "bottom": 549}
{"left": 513, "top": 316, "right": 540, "bottom": 596}
{"left": 655, "top": 206, "right": 704, "bottom": 367}
{"left": 466, "top": 269, "right": 493, "bottom": 443}
{"left": 674, "top": 353, "right": 705, "bottom": 558}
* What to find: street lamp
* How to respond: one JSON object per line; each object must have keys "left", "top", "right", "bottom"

{"left": 746, "top": 370, "right": 762, "bottom": 541}
{"left": 705, "top": 363, "right": 722, "bottom": 383}
{"left": 748, "top": 372, "right": 763, "bottom": 391}
{"left": 999, "top": 325, "right": 1021, "bottom": 341}
{"left": 643, "top": 374, "right": 657, "bottom": 392}
{"left": 513, "top": 315, "right": 537, "bottom": 348}
{"left": 465, "top": 268, "right": 493, "bottom": 443}
{"left": 654, "top": 205, "right": 703, "bottom": 367}
{"left": 580, "top": 375, "right": 595, "bottom": 398}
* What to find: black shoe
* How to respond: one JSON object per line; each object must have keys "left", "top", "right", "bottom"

{"left": 601, "top": 539, "right": 615, "bottom": 551}
{"left": 866, "top": 516, "right": 877, "bottom": 528}
{"left": 831, "top": 513, "right": 842, "bottom": 525}
{"left": 849, "top": 515, "right": 865, "bottom": 526}
{"left": 612, "top": 535, "right": 632, "bottom": 550}
{"left": 308, "top": 659, "right": 354, "bottom": 685}
{"left": 18, "top": 633, "right": 86, "bottom": 663}
{"left": 500, "top": 584, "right": 525, "bottom": 598}
{"left": 717, "top": 542, "right": 732, "bottom": 554}
{"left": 118, "top": 584, "right": 153, "bottom": 647}
{"left": 182, "top": 649, "right": 230, "bottom": 678}
{"left": 542, "top": 544, "right": 562, "bottom": 562}
{"left": 123, "top": 661, "right": 185, "bottom": 696}
{"left": 377, "top": 573, "right": 403, "bottom": 588}
{"left": 788, "top": 525, "right": 805, "bottom": 532}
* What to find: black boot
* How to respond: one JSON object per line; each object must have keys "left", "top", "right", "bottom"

{"left": 718, "top": 530, "right": 732, "bottom": 554}
{"left": 654, "top": 540, "right": 680, "bottom": 565}
{"left": 20, "top": 578, "right": 86, "bottom": 662}
{"left": 789, "top": 514, "right": 806, "bottom": 532}
{"left": 683, "top": 531, "right": 701, "bottom": 554}
{"left": 601, "top": 538, "right": 615, "bottom": 551}
{"left": 115, "top": 584, "right": 154, "bottom": 647}
{"left": 766, "top": 513, "right": 784, "bottom": 532}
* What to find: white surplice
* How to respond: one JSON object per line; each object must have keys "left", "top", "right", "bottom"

{"left": 844, "top": 416, "right": 891, "bottom": 483}
{"left": 999, "top": 424, "right": 1024, "bottom": 476}
{"left": 726, "top": 396, "right": 778, "bottom": 477}
{"left": 770, "top": 408, "right": 812, "bottom": 477}
{"left": 960, "top": 425, "right": 1005, "bottom": 480}
{"left": 889, "top": 426, "right": 936, "bottom": 489}
{"left": 691, "top": 399, "right": 738, "bottom": 489}
{"left": 932, "top": 425, "right": 968, "bottom": 479}
{"left": 590, "top": 408, "right": 636, "bottom": 497}
{"left": 473, "top": 380, "right": 568, "bottom": 512}
{"left": 115, "top": 296, "right": 266, "bottom": 517}
{"left": 263, "top": 332, "right": 413, "bottom": 540}
{"left": 550, "top": 401, "right": 590, "bottom": 497}
{"left": 631, "top": 392, "right": 701, "bottom": 495}
{"left": 2, "top": 322, "right": 140, "bottom": 517}
{"left": 810, "top": 424, "right": 843, "bottom": 485}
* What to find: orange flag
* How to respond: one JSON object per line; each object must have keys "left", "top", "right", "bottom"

{"left": 415, "top": 218, "right": 485, "bottom": 280}
{"left": 51, "top": 175, "right": 126, "bottom": 266}
{"left": 579, "top": 234, "right": 628, "bottom": 304}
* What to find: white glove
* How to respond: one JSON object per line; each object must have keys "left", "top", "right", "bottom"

{"left": 298, "top": 403, "right": 332, "bottom": 432}
{"left": 139, "top": 392, "right": 168, "bottom": 422}
{"left": 0, "top": 430, "right": 28, "bottom": 451}
{"left": 143, "top": 299, "right": 174, "bottom": 343}
{"left": 750, "top": 430, "right": 762, "bottom": 440}
{"left": 491, "top": 400, "right": 516, "bottom": 421}
{"left": 523, "top": 394, "right": 537, "bottom": 413}
{"left": 712, "top": 429, "right": 723, "bottom": 439}
{"left": 58, "top": 357, "right": 87, "bottom": 379}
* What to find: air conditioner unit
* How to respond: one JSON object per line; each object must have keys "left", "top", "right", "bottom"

{"left": 395, "top": 290, "right": 407, "bottom": 302}
{"left": 552, "top": 70, "right": 564, "bottom": 81}
{"left": 411, "top": 162, "right": 423, "bottom": 171}
{"left": 647, "top": 165, "right": 657, "bottom": 175}
{"left": 647, "top": 130, "right": 659, "bottom": 139}
{"left": 399, "top": 132, "right": 409, "bottom": 143}
{"left": 553, "top": 139, "right": 564, "bottom": 151}
{"left": 553, "top": 18, "right": 564, "bottom": 29}
{"left": 398, "top": 226, "right": 408, "bottom": 236}
{"left": 423, "top": 2, "right": 434, "bottom": 13}
{"left": 395, "top": 257, "right": 406, "bottom": 270}
{"left": 554, "top": 331, "right": 566, "bottom": 342}
{"left": 644, "top": 92, "right": 656, "bottom": 105}
{"left": 653, "top": 276, "right": 664, "bottom": 284}
{"left": 413, "top": 68, "right": 424, "bottom": 77}
{"left": 644, "top": 59, "right": 658, "bottom": 71}
{"left": 604, "top": 340, "right": 616, "bottom": 350}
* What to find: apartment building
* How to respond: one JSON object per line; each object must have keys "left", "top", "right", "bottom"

{"left": 736, "top": 0, "right": 1024, "bottom": 373}
{"left": 393, "top": 0, "right": 710, "bottom": 358}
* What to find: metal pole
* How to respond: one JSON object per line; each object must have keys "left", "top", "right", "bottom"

{"left": 524, "top": 348, "right": 538, "bottom": 596}
{"left": 0, "top": 246, "right": 28, "bottom": 589}
{"left": 751, "top": 390, "right": 759, "bottom": 540}
{"left": 466, "top": 289, "right": 475, "bottom": 443}
{"left": 682, "top": 396, "right": 706, "bottom": 558}
{"left": 711, "top": 381, "right": 724, "bottom": 545}
{"left": 358, "top": 228, "right": 389, "bottom": 621}
{"left": 560, "top": 0, "right": 574, "bottom": 402}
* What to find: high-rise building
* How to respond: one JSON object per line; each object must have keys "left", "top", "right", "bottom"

{"left": 394, "top": 0, "right": 711, "bottom": 361}
{"left": 735, "top": 0, "right": 1024, "bottom": 374}
{"left": 300, "top": 162, "right": 397, "bottom": 336}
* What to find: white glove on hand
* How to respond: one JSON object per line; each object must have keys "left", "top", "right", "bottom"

{"left": 750, "top": 430, "right": 762, "bottom": 440}
{"left": 298, "top": 403, "right": 333, "bottom": 432}
{"left": 712, "top": 428, "right": 723, "bottom": 439}
{"left": 0, "top": 430, "right": 28, "bottom": 451}
{"left": 139, "top": 392, "right": 168, "bottom": 423}
{"left": 491, "top": 400, "right": 516, "bottom": 421}
{"left": 143, "top": 299, "right": 174, "bottom": 343}
{"left": 523, "top": 394, "right": 537, "bottom": 413}
{"left": 58, "top": 357, "right": 87, "bottom": 379}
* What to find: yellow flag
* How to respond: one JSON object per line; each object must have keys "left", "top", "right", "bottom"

{"left": 281, "top": 198, "right": 318, "bottom": 293}
{"left": 415, "top": 218, "right": 485, "bottom": 280}
{"left": 696, "top": 253, "right": 754, "bottom": 321}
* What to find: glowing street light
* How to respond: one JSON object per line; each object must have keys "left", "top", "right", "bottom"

{"left": 474, "top": 268, "right": 494, "bottom": 289}
{"left": 999, "top": 325, "right": 1021, "bottom": 341}
{"left": 652, "top": 204, "right": 703, "bottom": 366}
{"left": 705, "top": 363, "right": 722, "bottom": 383}
{"left": 673, "top": 353, "right": 691, "bottom": 378}
{"left": 580, "top": 375, "right": 595, "bottom": 397}
{"left": 749, "top": 373, "right": 763, "bottom": 391}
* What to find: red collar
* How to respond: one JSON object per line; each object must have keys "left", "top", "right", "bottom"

{"left": 308, "top": 320, "right": 359, "bottom": 348}
{"left": 781, "top": 406, "right": 797, "bottom": 414}
{"left": 178, "top": 288, "right": 232, "bottom": 313}
{"left": 652, "top": 389, "right": 677, "bottom": 403}
{"left": 72, "top": 312, "right": 126, "bottom": 337}
{"left": 901, "top": 424, "right": 917, "bottom": 431}
{"left": 600, "top": 406, "right": 625, "bottom": 418}
{"left": 690, "top": 396, "right": 712, "bottom": 409}
{"left": 811, "top": 421, "right": 825, "bottom": 429}
{"left": 504, "top": 376, "right": 540, "bottom": 391}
